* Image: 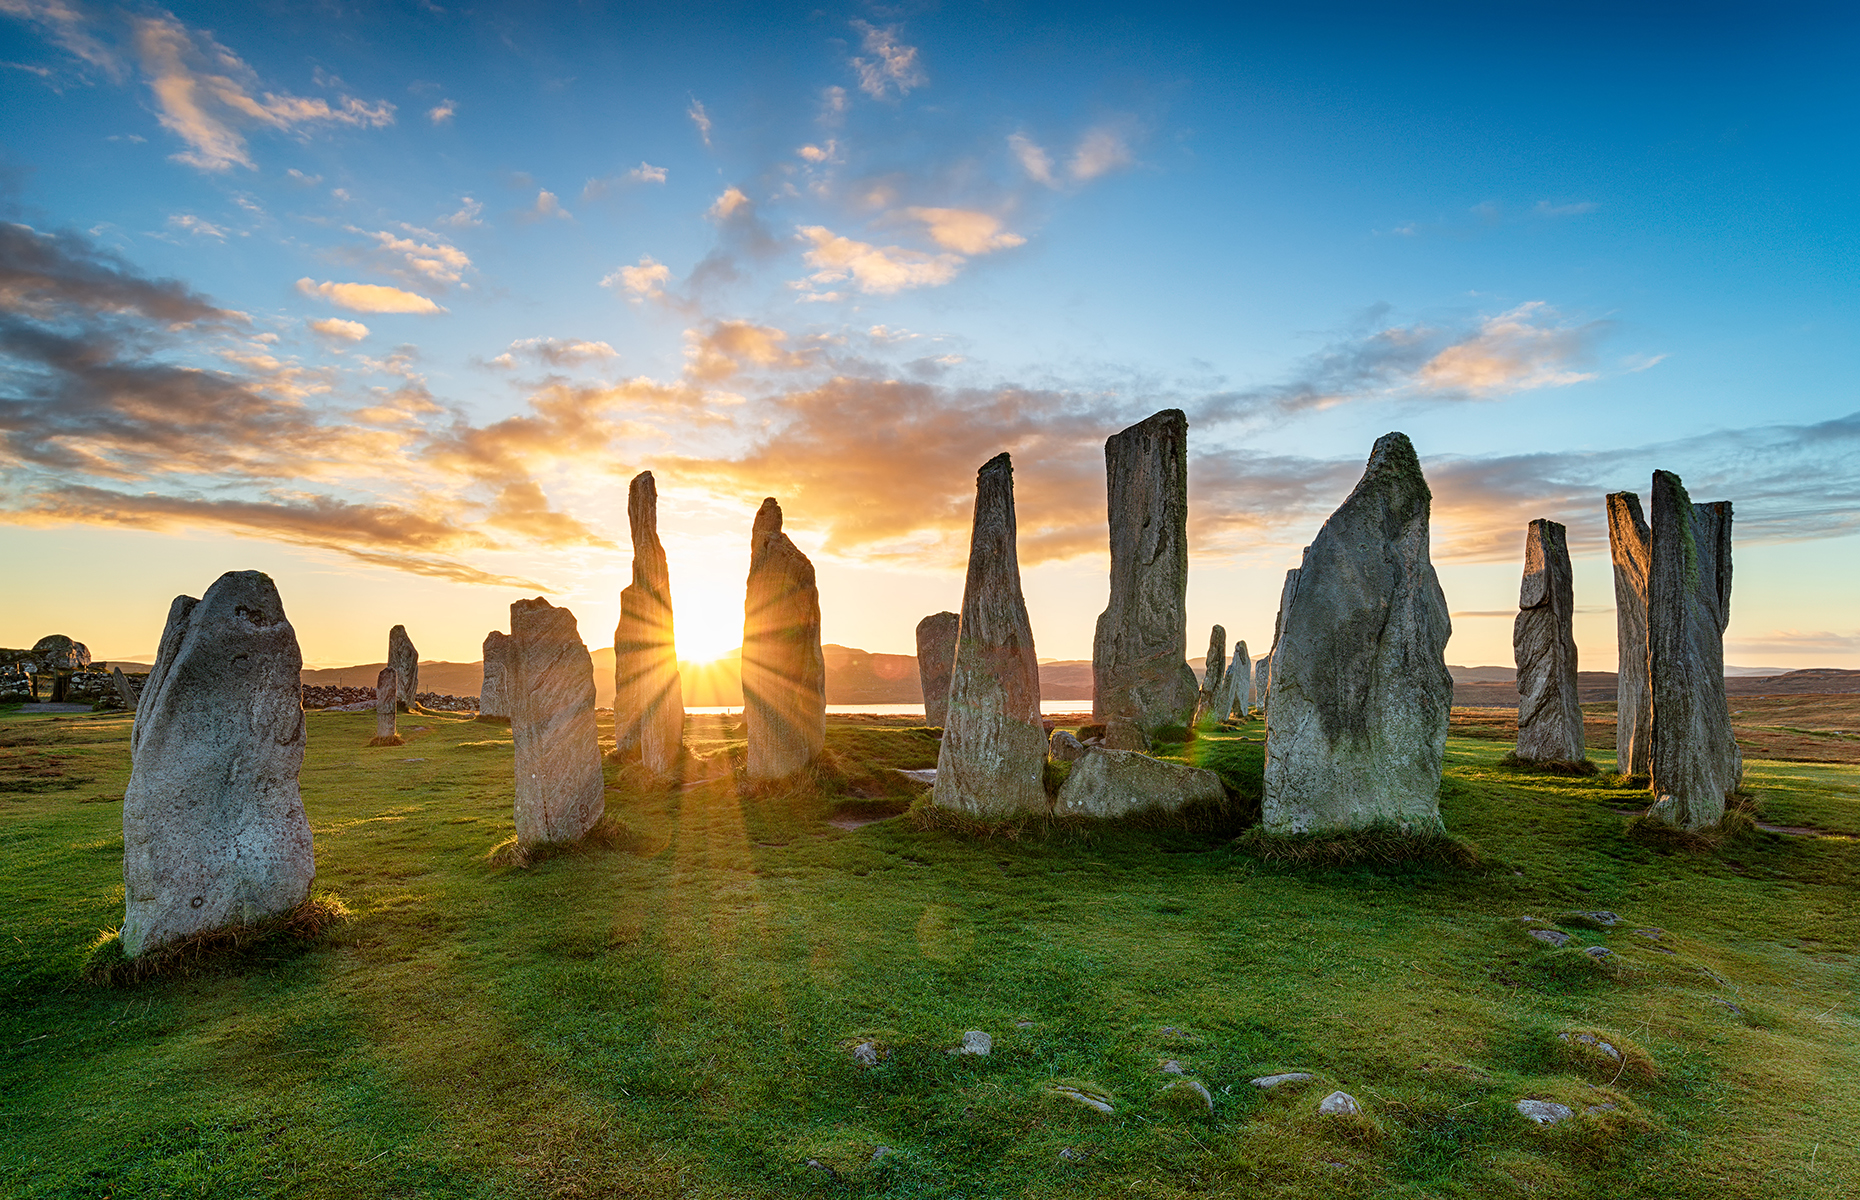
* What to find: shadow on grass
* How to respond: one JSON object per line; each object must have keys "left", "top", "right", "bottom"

{"left": 81, "top": 893, "right": 352, "bottom": 987}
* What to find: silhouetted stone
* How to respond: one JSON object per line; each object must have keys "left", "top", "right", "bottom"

{"left": 612, "top": 471, "right": 684, "bottom": 774}
{"left": 1193, "top": 625, "right": 1226, "bottom": 727}
{"left": 509, "top": 597, "right": 604, "bottom": 848}
{"left": 1606, "top": 492, "right": 1652, "bottom": 775}
{"left": 1646, "top": 471, "right": 1739, "bottom": 831}
{"left": 934, "top": 454, "right": 1047, "bottom": 816}
{"left": 373, "top": 667, "right": 399, "bottom": 743}
{"left": 1205, "top": 638, "right": 1251, "bottom": 724}
{"left": 1263, "top": 433, "right": 1452, "bottom": 835}
{"left": 388, "top": 624, "right": 418, "bottom": 713}
{"left": 1092, "top": 410, "right": 1199, "bottom": 749}
{"left": 915, "top": 611, "right": 960, "bottom": 727}
{"left": 742, "top": 498, "right": 825, "bottom": 779}
{"left": 111, "top": 666, "right": 137, "bottom": 712}
{"left": 121, "top": 571, "right": 314, "bottom": 957}
{"left": 1514, "top": 519, "right": 1584, "bottom": 762}
{"left": 1054, "top": 747, "right": 1224, "bottom": 819}
{"left": 479, "top": 630, "right": 510, "bottom": 722}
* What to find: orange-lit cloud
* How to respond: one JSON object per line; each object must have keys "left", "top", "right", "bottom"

{"left": 309, "top": 317, "right": 369, "bottom": 341}
{"left": 683, "top": 321, "right": 811, "bottom": 382}
{"left": 796, "top": 226, "right": 962, "bottom": 295}
{"left": 905, "top": 208, "right": 1025, "bottom": 255}
{"left": 1416, "top": 302, "right": 1600, "bottom": 395}
{"left": 296, "top": 278, "right": 443, "bottom": 313}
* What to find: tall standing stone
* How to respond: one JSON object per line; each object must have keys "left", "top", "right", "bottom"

{"left": 121, "top": 571, "right": 314, "bottom": 957}
{"left": 1234, "top": 640, "right": 1254, "bottom": 709}
{"left": 612, "top": 471, "right": 685, "bottom": 774}
{"left": 1253, "top": 654, "right": 1271, "bottom": 712}
{"left": 1606, "top": 492, "right": 1652, "bottom": 775}
{"left": 915, "top": 611, "right": 960, "bottom": 728}
{"left": 1513, "top": 519, "right": 1584, "bottom": 762}
{"left": 1646, "top": 472, "right": 1739, "bottom": 831}
{"left": 1263, "top": 433, "right": 1453, "bottom": 835}
{"left": 1092, "top": 410, "right": 1200, "bottom": 749}
{"left": 1193, "top": 625, "right": 1227, "bottom": 727}
{"left": 742, "top": 498, "right": 826, "bottom": 779}
{"left": 1259, "top": 567, "right": 1300, "bottom": 713}
{"left": 371, "top": 667, "right": 400, "bottom": 745}
{"left": 111, "top": 666, "right": 137, "bottom": 712}
{"left": 387, "top": 624, "right": 419, "bottom": 713}
{"left": 478, "top": 630, "right": 510, "bottom": 722}
{"left": 934, "top": 453, "right": 1048, "bottom": 817}
{"left": 509, "top": 597, "right": 604, "bottom": 848}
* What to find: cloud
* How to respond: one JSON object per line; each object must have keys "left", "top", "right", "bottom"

{"left": 796, "top": 226, "right": 962, "bottom": 296}
{"left": 1009, "top": 133, "right": 1055, "bottom": 186}
{"left": 818, "top": 85, "right": 848, "bottom": 127}
{"left": 581, "top": 163, "right": 667, "bottom": 202}
{"left": 601, "top": 255, "right": 671, "bottom": 300}
{"left": 708, "top": 186, "right": 750, "bottom": 221}
{"left": 0, "top": 220, "right": 233, "bottom": 324}
{"left": 687, "top": 97, "right": 712, "bottom": 145}
{"left": 308, "top": 317, "right": 368, "bottom": 341}
{"left": 350, "top": 228, "right": 471, "bottom": 287}
{"left": 798, "top": 141, "right": 837, "bottom": 164}
{"left": 1415, "top": 302, "right": 1600, "bottom": 395}
{"left": 849, "top": 20, "right": 926, "bottom": 99}
{"left": 905, "top": 208, "right": 1025, "bottom": 255}
{"left": 492, "top": 336, "right": 618, "bottom": 368}
{"left": 1725, "top": 629, "right": 1860, "bottom": 655}
{"left": 285, "top": 167, "right": 321, "bottom": 186}
{"left": 518, "top": 189, "right": 570, "bottom": 223}
{"left": 1069, "top": 126, "right": 1132, "bottom": 181}
{"left": 1534, "top": 200, "right": 1598, "bottom": 217}
{"left": 1, "top": 0, "right": 124, "bottom": 81}
{"left": 427, "top": 99, "right": 454, "bottom": 124}
{"left": 683, "top": 321, "right": 810, "bottom": 382}
{"left": 628, "top": 161, "right": 666, "bottom": 184}
{"left": 295, "top": 278, "right": 443, "bottom": 313}
{"left": 438, "top": 196, "right": 482, "bottom": 229}
{"left": 167, "top": 213, "right": 226, "bottom": 240}
{"left": 130, "top": 13, "right": 393, "bottom": 171}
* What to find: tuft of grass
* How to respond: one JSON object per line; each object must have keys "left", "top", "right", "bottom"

{"left": 365, "top": 734, "right": 406, "bottom": 747}
{"left": 81, "top": 893, "right": 352, "bottom": 986}
{"left": 1230, "top": 823, "right": 1484, "bottom": 870}
{"left": 1498, "top": 751, "right": 1600, "bottom": 776}
{"left": 1624, "top": 794, "right": 1761, "bottom": 851}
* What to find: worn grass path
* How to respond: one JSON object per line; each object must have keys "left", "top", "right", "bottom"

{"left": 2, "top": 707, "right": 1856, "bottom": 1198}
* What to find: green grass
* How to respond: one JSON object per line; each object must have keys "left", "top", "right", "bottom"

{"left": 2, "top": 709, "right": 1857, "bottom": 1197}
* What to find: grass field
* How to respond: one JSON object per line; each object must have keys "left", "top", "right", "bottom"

{"left": 2, "top": 704, "right": 1857, "bottom": 1198}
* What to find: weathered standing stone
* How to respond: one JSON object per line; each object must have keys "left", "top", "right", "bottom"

{"left": 121, "top": 571, "right": 314, "bottom": 957}
{"left": 612, "top": 471, "right": 684, "bottom": 774}
{"left": 1092, "top": 410, "right": 1200, "bottom": 749}
{"left": 1262, "top": 433, "right": 1453, "bottom": 835}
{"left": 742, "top": 498, "right": 826, "bottom": 779}
{"left": 915, "top": 611, "right": 960, "bottom": 728}
{"left": 1205, "top": 638, "right": 1252, "bottom": 724}
{"left": 509, "top": 597, "right": 604, "bottom": 848}
{"left": 1646, "top": 471, "right": 1739, "bottom": 831}
{"left": 1054, "top": 747, "right": 1225, "bottom": 819}
{"left": 387, "top": 624, "right": 418, "bottom": 713}
{"left": 1259, "top": 568, "right": 1300, "bottom": 713}
{"left": 372, "top": 667, "right": 400, "bottom": 744}
{"left": 934, "top": 454, "right": 1048, "bottom": 817}
{"left": 1606, "top": 492, "right": 1653, "bottom": 775}
{"left": 1253, "top": 654, "right": 1271, "bottom": 713}
{"left": 1513, "top": 519, "right": 1584, "bottom": 762}
{"left": 1192, "top": 625, "right": 1227, "bottom": 727}
{"left": 111, "top": 666, "right": 137, "bottom": 712}
{"left": 478, "top": 630, "right": 510, "bottom": 722}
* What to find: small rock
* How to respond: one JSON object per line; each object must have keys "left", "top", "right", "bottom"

{"left": 870, "top": 1145, "right": 894, "bottom": 1163}
{"left": 1159, "top": 1059, "right": 1186, "bottom": 1075}
{"left": 1317, "top": 1091, "right": 1360, "bottom": 1116}
{"left": 1584, "top": 946, "right": 1613, "bottom": 960}
{"left": 1529, "top": 929, "right": 1572, "bottom": 947}
{"left": 1159, "top": 1079, "right": 1214, "bottom": 1113}
{"left": 1517, "top": 1099, "right": 1574, "bottom": 1125}
{"left": 1559, "top": 1032, "right": 1622, "bottom": 1060}
{"left": 1251, "top": 1072, "right": 1316, "bottom": 1089}
{"left": 955, "top": 1030, "right": 992, "bottom": 1056}
{"left": 1585, "top": 1102, "right": 1618, "bottom": 1114}
{"left": 1155, "top": 1026, "right": 1186, "bottom": 1038}
{"left": 850, "top": 1041, "right": 881, "bottom": 1067}
{"left": 1051, "top": 1085, "right": 1115, "bottom": 1116}
{"left": 1058, "top": 1146, "right": 1088, "bottom": 1163}
{"left": 1566, "top": 910, "right": 1621, "bottom": 926}
{"left": 1633, "top": 927, "right": 1665, "bottom": 941}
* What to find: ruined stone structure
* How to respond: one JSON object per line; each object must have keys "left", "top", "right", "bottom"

{"left": 1262, "top": 433, "right": 1453, "bottom": 835}
{"left": 509, "top": 597, "right": 604, "bottom": 848}
{"left": 1606, "top": 492, "right": 1653, "bottom": 775}
{"left": 1513, "top": 519, "right": 1584, "bottom": 763}
{"left": 612, "top": 471, "right": 684, "bottom": 775}
{"left": 1092, "top": 410, "right": 1199, "bottom": 749}
{"left": 915, "top": 611, "right": 960, "bottom": 728}
{"left": 121, "top": 571, "right": 314, "bottom": 957}
{"left": 933, "top": 454, "right": 1048, "bottom": 817}
{"left": 478, "top": 630, "right": 510, "bottom": 723}
{"left": 387, "top": 624, "right": 419, "bottom": 713}
{"left": 742, "top": 498, "right": 826, "bottom": 779}
{"left": 29, "top": 634, "right": 90, "bottom": 702}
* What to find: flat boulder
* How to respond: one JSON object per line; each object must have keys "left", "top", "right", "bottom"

{"left": 1054, "top": 747, "right": 1224, "bottom": 819}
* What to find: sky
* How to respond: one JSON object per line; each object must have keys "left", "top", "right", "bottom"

{"left": 2, "top": 0, "right": 1856, "bottom": 672}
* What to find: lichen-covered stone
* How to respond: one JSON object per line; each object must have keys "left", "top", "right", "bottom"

{"left": 1606, "top": 492, "right": 1652, "bottom": 774}
{"left": 1259, "top": 568, "right": 1300, "bottom": 713}
{"left": 509, "top": 597, "right": 604, "bottom": 848}
{"left": 1092, "top": 410, "right": 1199, "bottom": 748}
{"left": 1514, "top": 519, "right": 1584, "bottom": 762}
{"left": 1646, "top": 471, "right": 1739, "bottom": 831}
{"left": 612, "top": 471, "right": 684, "bottom": 774}
{"left": 934, "top": 453, "right": 1047, "bottom": 817}
{"left": 121, "top": 571, "right": 314, "bottom": 957}
{"left": 388, "top": 624, "right": 418, "bottom": 713}
{"left": 1263, "top": 433, "right": 1452, "bottom": 835}
{"left": 1253, "top": 653, "right": 1271, "bottom": 712}
{"left": 742, "top": 498, "right": 826, "bottom": 779}
{"left": 915, "top": 611, "right": 960, "bottom": 727}
{"left": 1054, "top": 747, "right": 1225, "bottom": 819}
{"left": 1192, "top": 625, "right": 1226, "bottom": 727}
{"left": 374, "top": 667, "right": 398, "bottom": 742}
{"left": 479, "top": 630, "right": 510, "bottom": 721}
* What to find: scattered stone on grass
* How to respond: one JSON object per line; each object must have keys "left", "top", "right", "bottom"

{"left": 870, "top": 1145, "right": 894, "bottom": 1163}
{"left": 1586, "top": 1102, "right": 1619, "bottom": 1114}
{"left": 1584, "top": 946, "right": 1613, "bottom": 960}
{"left": 1051, "top": 1085, "right": 1115, "bottom": 1116}
{"left": 1160, "top": 1059, "right": 1186, "bottom": 1075}
{"left": 1529, "top": 929, "right": 1572, "bottom": 947}
{"left": 1559, "top": 1032, "right": 1623, "bottom": 1061}
{"left": 1517, "top": 1099, "right": 1575, "bottom": 1125}
{"left": 1015, "top": 1020, "right": 1034, "bottom": 1029}
{"left": 894, "top": 768, "right": 937, "bottom": 785}
{"left": 1058, "top": 1147, "right": 1088, "bottom": 1163}
{"left": 1252, "top": 1072, "right": 1316, "bottom": 1089}
{"left": 1634, "top": 927, "right": 1665, "bottom": 941}
{"left": 1159, "top": 1079, "right": 1214, "bottom": 1114}
{"left": 1563, "top": 910, "right": 1621, "bottom": 928}
{"left": 1317, "top": 1091, "right": 1360, "bottom": 1116}
{"left": 954, "top": 1030, "right": 992, "bottom": 1056}
{"left": 849, "top": 1040, "right": 882, "bottom": 1067}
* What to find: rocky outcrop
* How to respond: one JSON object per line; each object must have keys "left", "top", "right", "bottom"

{"left": 1091, "top": 410, "right": 1199, "bottom": 748}
{"left": 121, "top": 571, "right": 315, "bottom": 957}
{"left": 934, "top": 454, "right": 1048, "bottom": 817}
{"left": 479, "top": 630, "right": 510, "bottom": 722}
{"left": 509, "top": 598, "right": 605, "bottom": 848}
{"left": 388, "top": 624, "right": 419, "bottom": 713}
{"left": 612, "top": 471, "right": 684, "bottom": 774}
{"left": 1054, "top": 747, "right": 1225, "bottom": 819}
{"left": 915, "top": 611, "right": 960, "bottom": 728}
{"left": 742, "top": 498, "right": 826, "bottom": 779}
{"left": 1193, "top": 625, "right": 1226, "bottom": 727}
{"left": 1646, "top": 472, "right": 1739, "bottom": 831}
{"left": 1514, "top": 519, "right": 1584, "bottom": 762}
{"left": 1606, "top": 492, "right": 1652, "bottom": 775}
{"left": 1262, "top": 433, "right": 1453, "bottom": 835}
{"left": 372, "top": 667, "right": 400, "bottom": 744}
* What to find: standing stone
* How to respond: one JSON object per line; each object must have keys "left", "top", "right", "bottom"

{"left": 1253, "top": 654, "right": 1271, "bottom": 713}
{"left": 934, "top": 453, "right": 1048, "bottom": 817}
{"left": 509, "top": 597, "right": 604, "bottom": 848}
{"left": 1606, "top": 492, "right": 1653, "bottom": 775}
{"left": 111, "top": 666, "right": 137, "bottom": 712}
{"left": 120, "top": 571, "right": 314, "bottom": 957}
{"left": 1263, "top": 433, "right": 1453, "bottom": 835}
{"left": 1646, "top": 471, "right": 1739, "bottom": 831}
{"left": 1193, "top": 625, "right": 1227, "bottom": 727}
{"left": 1234, "top": 640, "right": 1255, "bottom": 710}
{"left": 1513, "top": 519, "right": 1584, "bottom": 762}
{"left": 742, "top": 498, "right": 826, "bottom": 779}
{"left": 478, "top": 630, "right": 510, "bottom": 723}
{"left": 1092, "top": 410, "right": 1200, "bottom": 749}
{"left": 371, "top": 667, "right": 401, "bottom": 745}
{"left": 387, "top": 624, "right": 419, "bottom": 713}
{"left": 1258, "top": 567, "right": 1300, "bottom": 713}
{"left": 915, "top": 611, "right": 960, "bottom": 728}
{"left": 612, "top": 471, "right": 685, "bottom": 774}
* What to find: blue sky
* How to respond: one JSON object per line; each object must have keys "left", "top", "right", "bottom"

{"left": 2, "top": 1, "right": 1856, "bottom": 669}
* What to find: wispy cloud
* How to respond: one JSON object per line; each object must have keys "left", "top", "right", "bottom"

{"left": 1, "top": 0, "right": 125, "bottom": 82}
{"left": 518, "top": 189, "right": 570, "bottom": 223}
{"left": 1069, "top": 126, "right": 1132, "bottom": 181}
{"left": 849, "top": 21, "right": 925, "bottom": 99}
{"left": 437, "top": 196, "right": 482, "bottom": 229}
{"left": 687, "top": 96, "right": 712, "bottom": 146}
{"left": 427, "top": 99, "right": 454, "bottom": 124}
{"left": 167, "top": 213, "right": 226, "bottom": 240}
{"left": 488, "top": 337, "right": 617, "bottom": 369}
{"left": 1534, "top": 199, "right": 1598, "bottom": 217}
{"left": 904, "top": 208, "right": 1025, "bottom": 255}
{"left": 601, "top": 255, "right": 671, "bottom": 301}
{"left": 296, "top": 278, "right": 443, "bottom": 313}
{"left": 1008, "top": 133, "right": 1055, "bottom": 186}
{"left": 795, "top": 226, "right": 962, "bottom": 296}
{"left": 582, "top": 162, "right": 667, "bottom": 201}
{"left": 708, "top": 186, "right": 750, "bottom": 221}
{"left": 345, "top": 227, "right": 471, "bottom": 287}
